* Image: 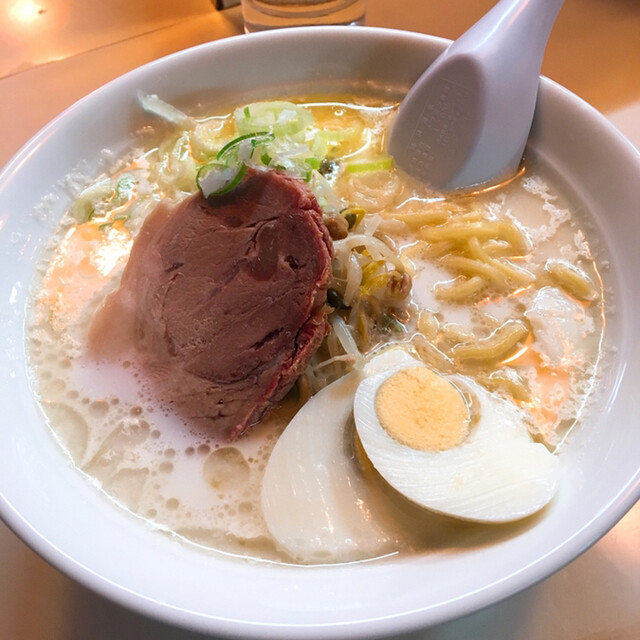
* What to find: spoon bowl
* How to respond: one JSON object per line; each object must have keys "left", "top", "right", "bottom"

{"left": 388, "top": 0, "right": 565, "bottom": 191}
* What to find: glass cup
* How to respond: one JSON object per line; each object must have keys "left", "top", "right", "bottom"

{"left": 241, "top": 0, "right": 366, "bottom": 32}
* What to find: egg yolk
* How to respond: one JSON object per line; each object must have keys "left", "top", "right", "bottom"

{"left": 375, "top": 367, "right": 470, "bottom": 451}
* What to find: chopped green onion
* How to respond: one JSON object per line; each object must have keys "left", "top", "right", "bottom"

{"left": 216, "top": 131, "right": 272, "bottom": 162}
{"left": 305, "top": 157, "right": 321, "bottom": 170}
{"left": 251, "top": 135, "right": 273, "bottom": 156}
{"left": 196, "top": 161, "right": 248, "bottom": 198}
{"left": 261, "top": 151, "right": 272, "bottom": 166}
{"left": 345, "top": 155, "right": 394, "bottom": 174}
{"left": 114, "top": 173, "right": 136, "bottom": 204}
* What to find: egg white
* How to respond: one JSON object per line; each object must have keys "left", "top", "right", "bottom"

{"left": 260, "top": 349, "right": 421, "bottom": 562}
{"left": 260, "top": 370, "right": 398, "bottom": 563}
{"left": 354, "top": 368, "right": 559, "bottom": 523}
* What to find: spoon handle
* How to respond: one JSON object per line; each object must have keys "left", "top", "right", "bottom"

{"left": 459, "top": 0, "right": 565, "bottom": 70}
{"left": 388, "top": 0, "right": 565, "bottom": 191}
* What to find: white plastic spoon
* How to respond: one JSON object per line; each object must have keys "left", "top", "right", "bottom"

{"left": 388, "top": 0, "right": 565, "bottom": 192}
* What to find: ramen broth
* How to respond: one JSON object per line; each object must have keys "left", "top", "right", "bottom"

{"left": 27, "top": 96, "right": 604, "bottom": 564}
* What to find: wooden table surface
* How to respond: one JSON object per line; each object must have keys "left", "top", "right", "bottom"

{"left": 1, "top": 1, "right": 639, "bottom": 638}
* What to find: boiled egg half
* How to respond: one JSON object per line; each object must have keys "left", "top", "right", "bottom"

{"left": 354, "top": 362, "right": 559, "bottom": 523}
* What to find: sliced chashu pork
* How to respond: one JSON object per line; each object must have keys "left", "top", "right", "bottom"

{"left": 90, "top": 168, "right": 333, "bottom": 440}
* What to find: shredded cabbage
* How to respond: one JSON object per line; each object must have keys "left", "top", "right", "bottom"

{"left": 137, "top": 91, "right": 195, "bottom": 129}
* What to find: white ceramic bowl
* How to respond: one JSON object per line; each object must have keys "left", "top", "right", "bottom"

{"left": 1, "top": 27, "right": 639, "bottom": 640}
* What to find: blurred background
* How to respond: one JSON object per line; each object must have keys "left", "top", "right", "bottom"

{"left": 1, "top": 0, "right": 639, "bottom": 165}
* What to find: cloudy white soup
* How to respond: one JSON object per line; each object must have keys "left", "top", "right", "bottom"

{"left": 28, "top": 94, "right": 604, "bottom": 564}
